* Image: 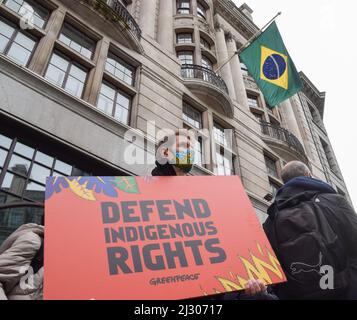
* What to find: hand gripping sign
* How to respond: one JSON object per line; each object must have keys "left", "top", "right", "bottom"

{"left": 44, "top": 176, "right": 286, "bottom": 300}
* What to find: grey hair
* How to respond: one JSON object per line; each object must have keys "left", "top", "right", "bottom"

{"left": 281, "top": 161, "right": 311, "bottom": 184}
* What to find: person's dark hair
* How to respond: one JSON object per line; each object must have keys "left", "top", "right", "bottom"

{"left": 281, "top": 161, "right": 311, "bottom": 184}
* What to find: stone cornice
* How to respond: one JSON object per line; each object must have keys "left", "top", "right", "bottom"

{"left": 213, "top": 0, "right": 259, "bottom": 40}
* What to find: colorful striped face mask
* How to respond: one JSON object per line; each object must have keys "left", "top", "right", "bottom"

{"left": 174, "top": 149, "right": 195, "bottom": 173}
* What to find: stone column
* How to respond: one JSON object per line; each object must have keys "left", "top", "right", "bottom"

{"left": 157, "top": 0, "right": 174, "bottom": 52}
{"left": 280, "top": 99, "right": 304, "bottom": 143}
{"left": 83, "top": 39, "right": 110, "bottom": 105}
{"left": 226, "top": 35, "right": 249, "bottom": 110}
{"left": 139, "top": 0, "right": 158, "bottom": 39}
{"left": 29, "top": 8, "right": 65, "bottom": 75}
{"left": 214, "top": 23, "right": 236, "bottom": 101}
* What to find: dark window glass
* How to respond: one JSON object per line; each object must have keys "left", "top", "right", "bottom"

{"left": 0, "top": 136, "right": 88, "bottom": 204}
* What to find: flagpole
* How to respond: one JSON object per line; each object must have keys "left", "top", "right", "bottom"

{"left": 215, "top": 11, "right": 282, "bottom": 73}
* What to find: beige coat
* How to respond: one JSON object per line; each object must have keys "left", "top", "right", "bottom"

{"left": 0, "top": 224, "right": 44, "bottom": 300}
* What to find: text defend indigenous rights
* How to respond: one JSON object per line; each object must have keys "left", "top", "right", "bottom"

{"left": 44, "top": 176, "right": 286, "bottom": 300}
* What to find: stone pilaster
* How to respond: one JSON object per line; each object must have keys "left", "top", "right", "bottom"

{"left": 226, "top": 34, "right": 249, "bottom": 110}
{"left": 214, "top": 22, "right": 236, "bottom": 101}
{"left": 157, "top": 0, "right": 174, "bottom": 52}
{"left": 139, "top": 0, "right": 158, "bottom": 39}
{"left": 29, "top": 8, "right": 65, "bottom": 75}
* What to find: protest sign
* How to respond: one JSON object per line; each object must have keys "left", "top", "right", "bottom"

{"left": 44, "top": 176, "right": 286, "bottom": 300}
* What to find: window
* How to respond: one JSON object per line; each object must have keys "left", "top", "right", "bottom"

{"left": 197, "top": 2, "right": 207, "bottom": 20}
{"left": 194, "top": 137, "right": 203, "bottom": 167}
{"left": 213, "top": 122, "right": 230, "bottom": 148}
{"left": 241, "top": 63, "right": 248, "bottom": 76}
{"left": 201, "top": 56, "right": 212, "bottom": 70}
{"left": 308, "top": 103, "right": 320, "bottom": 124}
{"left": 252, "top": 112, "right": 263, "bottom": 122}
{"left": 264, "top": 154, "right": 278, "bottom": 178}
{"left": 105, "top": 52, "right": 135, "bottom": 86}
{"left": 183, "top": 102, "right": 202, "bottom": 129}
{"left": 0, "top": 19, "right": 36, "bottom": 66}
{"left": 45, "top": 52, "right": 88, "bottom": 98}
{"left": 0, "top": 133, "right": 90, "bottom": 204}
{"left": 215, "top": 149, "right": 234, "bottom": 176}
{"left": 4, "top": 0, "right": 49, "bottom": 29}
{"left": 58, "top": 23, "right": 95, "bottom": 59}
{"left": 177, "top": 0, "right": 190, "bottom": 14}
{"left": 177, "top": 33, "right": 193, "bottom": 44}
{"left": 269, "top": 179, "right": 281, "bottom": 196}
{"left": 177, "top": 51, "right": 193, "bottom": 65}
{"left": 97, "top": 82, "right": 131, "bottom": 124}
{"left": 0, "top": 133, "right": 92, "bottom": 245}
{"left": 320, "top": 138, "right": 335, "bottom": 171}
{"left": 200, "top": 37, "right": 211, "bottom": 50}
{"left": 247, "top": 94, "right": 259, "bottom": 109}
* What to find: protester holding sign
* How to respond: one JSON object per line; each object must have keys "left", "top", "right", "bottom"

{"left": 151, "top": 130, "right": 276, "bottom": 300}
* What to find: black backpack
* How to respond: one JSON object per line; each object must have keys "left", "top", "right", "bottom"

{"left": 264, "top": 192, "right": 350, "bottom": 299}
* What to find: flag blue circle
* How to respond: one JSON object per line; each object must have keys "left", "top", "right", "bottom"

{"left": 262, "top": 54, "right": 287, "bottom": 80}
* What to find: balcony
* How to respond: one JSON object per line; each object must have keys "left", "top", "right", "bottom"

{"left": 181, "top": 64, "right": 234, "bottom": 118}
{"left": 82, "top": 0, "right": 142, "bottom": 51}
{"left": 260, "top": 122, "right": 308, "bottom": 164}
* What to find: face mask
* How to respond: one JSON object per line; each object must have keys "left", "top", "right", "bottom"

{"left": 174, "top": 149, "right": 195, "bottom": 173}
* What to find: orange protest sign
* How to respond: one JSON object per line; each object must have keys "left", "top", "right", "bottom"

{"left": 44, "top": 176, "right": 286, "bottom": 300}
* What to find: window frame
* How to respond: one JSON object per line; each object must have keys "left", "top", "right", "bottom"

{"left": 105, "top": 51, "right": 136, "bottom": 87}
{"left": 196, "top": 1, "right": 207, "bottom": 20}
{"left": 3, "top": 0, "right": 50, "bottom": 30}
{"left": 177, "top": 0, "right": 191, "bottom": 15}
{"left": 97, "top": 80, "right": 132, "bottom": 125}
{"left": 0, "top": 17, "right": 38, "bottom": 67}
{"left": 44, "top": 50, "right": 89, "bottom": 99}
{"left": 58, "top": 22, "right": 96, "bottom": 60}
{"left": 176, "top": 33, "right": 193, "bottom": 44}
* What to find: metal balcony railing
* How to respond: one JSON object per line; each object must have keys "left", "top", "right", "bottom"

{"left": 181, "top": 64, "right": 229, "bottom": 95}
{"left": 260, "top": 121, "right": 307, "bottom": 160}
{"left": 89, "top": 0, "right": 141, "bottom": 40}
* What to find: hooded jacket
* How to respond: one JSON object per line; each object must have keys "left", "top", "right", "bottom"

{"left": 264, "top": 176, "right": 357, "bottom": 299}
{"left": 0, "top": 224, "right": 44, "bottom": 300}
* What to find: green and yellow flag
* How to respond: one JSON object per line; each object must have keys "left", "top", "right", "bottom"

{"left": 239, "top": 21, "right": 302, "bottom": 107}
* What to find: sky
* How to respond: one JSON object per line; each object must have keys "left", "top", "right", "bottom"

{"left": 233, "top": 0, "right": 357, "bottom": 207}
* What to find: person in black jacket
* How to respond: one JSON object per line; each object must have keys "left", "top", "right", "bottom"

{"left": 263, "top": 161, "right": 357, "bottom": 300}
{"left": 152, "top": 130, "right": 277, "bottom": 300}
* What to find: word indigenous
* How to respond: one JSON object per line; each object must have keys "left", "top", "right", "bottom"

{"left": 101, "top": 199, "right": 227, "bottom": 275}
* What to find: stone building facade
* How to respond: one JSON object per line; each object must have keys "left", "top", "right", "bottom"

{"left": 0, "top": 0, "right": 351, "bottom": 240}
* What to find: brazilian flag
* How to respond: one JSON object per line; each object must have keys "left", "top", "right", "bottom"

{"left": 239, "top": 22, "right": 302, "bottom": 107}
